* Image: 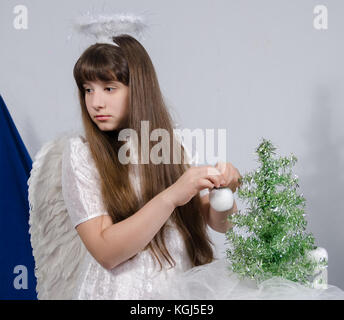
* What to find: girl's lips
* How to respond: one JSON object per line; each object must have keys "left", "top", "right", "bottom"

{"left": 95, "top": 115, "right": 112, "bottom": 120}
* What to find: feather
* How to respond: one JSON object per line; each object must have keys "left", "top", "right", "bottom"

{"left": 28, "top": 131, "right": 87, "bottom": 300}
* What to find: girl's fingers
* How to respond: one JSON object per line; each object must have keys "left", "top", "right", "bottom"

{"left": 205, "top": 166, "right": 221, "bottom": 176}
{"left": 193, "top": 165, "right": 227, "bottom": 188}
{"left": 205, "top": 167, "right": 223, "bottom": 187}
{"left": 215, "top": 162, "right": 226, "bottom": 175}
{"left": 207, "top": 174, "right": 222, "bottom": 188}
{"left": 228, "top": 171, "right": 241, "bottom": 192}
{"left": 223, "top": 165, "right": 231, "bottom": 186}
{"left": 194, "top": 165, "right": 222, "bottom": 187}
{"left": 199, "top": 178, "right": 214, "bottom": 190}
{"left": 215, "top": 162, "right": 228, "bottom": 185}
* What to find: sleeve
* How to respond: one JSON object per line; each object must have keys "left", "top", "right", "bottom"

{"left": 61, "top": 137, "right": 109, "bottom": 229}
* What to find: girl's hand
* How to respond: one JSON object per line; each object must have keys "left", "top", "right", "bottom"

{"left": 214, "top": 162, "right": 242, "bottom": 193}
{"left": 166, "top": 166, "right": 224, "bottom": 208}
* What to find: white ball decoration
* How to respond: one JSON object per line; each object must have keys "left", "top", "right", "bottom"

{"left": 209, "top": 187, "right": 234, "bottom": 212}
{"left": 307, "top": 247, "right": 328, "bottom": 264}
{"left": 306, "top": 247, "right": 328, "bottom": 289}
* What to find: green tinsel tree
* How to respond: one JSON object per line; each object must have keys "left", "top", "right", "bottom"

{"left": 226, "top": 138, "right": 320, "bottom": 286}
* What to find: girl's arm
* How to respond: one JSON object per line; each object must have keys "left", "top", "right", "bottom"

{"left": 75, "top": 165, "right": 222, "bottom": 270}
{"left": 75, "top": 187, "right": 176, "bottom": 270}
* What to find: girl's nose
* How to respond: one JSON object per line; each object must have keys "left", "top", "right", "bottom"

{"left": 91, "top": 91, "right": 105, "bottom": 109}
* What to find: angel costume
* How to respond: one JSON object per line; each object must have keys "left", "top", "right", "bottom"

{"left": 28, "top": 132, "right": 344, "bottom": 300}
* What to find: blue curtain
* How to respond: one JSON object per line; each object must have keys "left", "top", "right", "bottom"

{"left": 0, "top": 95, "right": 37, "bottom": 299}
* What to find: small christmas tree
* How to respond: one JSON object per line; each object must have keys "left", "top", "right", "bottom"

{"left": 226, "top": 138, "right": 322, "bottom": 286}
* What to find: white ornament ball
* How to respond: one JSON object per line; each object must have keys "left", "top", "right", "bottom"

{"left": 306, "top": 247, "right": 328, "bottom": 289}
{"left": 209, "top": 187, "right": 234, "bottom": 212}
{"left": 307, "top": 247, "right": 328, "bottom": 264}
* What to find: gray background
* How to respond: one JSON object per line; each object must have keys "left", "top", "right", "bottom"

{"left": 1, "top": 0, "right": 343, "bottom": 289}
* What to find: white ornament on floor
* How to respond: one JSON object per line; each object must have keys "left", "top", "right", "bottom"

{"left": 307, "top": 247, "right": 328, "bottom": 289}
{"left": 209, "top": 187, "right": 234, "bottom": 212}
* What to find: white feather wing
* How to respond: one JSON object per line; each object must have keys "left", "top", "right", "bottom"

{"left": 28, "top": 132, "right": 87, "bottom": 300}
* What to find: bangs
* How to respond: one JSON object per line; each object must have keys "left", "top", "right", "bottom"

{"left": 75, "top": 58, "right": 117, "bottom": 89}
{"left": 73, "top": 45, "right": 128, "bottom": 92}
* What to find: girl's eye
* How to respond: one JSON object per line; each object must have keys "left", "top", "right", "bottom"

{"left": 84, "top": 87, "right": 116, "bottom": 93}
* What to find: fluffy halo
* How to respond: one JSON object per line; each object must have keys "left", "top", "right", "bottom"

{"left": 73, "top": 12, "right": 149, "bottom": 46}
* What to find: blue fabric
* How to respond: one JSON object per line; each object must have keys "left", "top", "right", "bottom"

{"left": 0, "top": 95, "right": 37, "bottom": 299}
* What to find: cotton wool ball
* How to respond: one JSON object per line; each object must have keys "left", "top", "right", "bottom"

{"left": 209, "top": 187, "right": 234, "bottom": 212}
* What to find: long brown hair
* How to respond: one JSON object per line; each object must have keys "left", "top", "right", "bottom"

{"left": 73, "top": 34, "right": 214, "bottom": 270}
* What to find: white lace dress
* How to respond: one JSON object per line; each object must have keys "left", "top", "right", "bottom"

{"left": 61, "top": 135, "right": 194, "bottom": 300}
{"left": 60, "top": 135, "right": 344, "bottom": 300}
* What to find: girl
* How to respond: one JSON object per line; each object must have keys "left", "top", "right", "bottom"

{"left": 61, "top": 34, "right": 241, "bottom": 299}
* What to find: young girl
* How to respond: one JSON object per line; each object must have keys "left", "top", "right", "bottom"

{"left": 29, "top": 31, "right": 344, "bottom": 300}
{"left": 61, "top": 34, "right": 241, "bottom": 299}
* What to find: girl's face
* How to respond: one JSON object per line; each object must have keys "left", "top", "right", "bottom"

{"left": 83, "top": 80, "right": 129, "bottom": 131}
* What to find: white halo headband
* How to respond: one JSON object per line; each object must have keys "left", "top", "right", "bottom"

{"left": 73, "top": 12, "right": 149, "bottom": 47}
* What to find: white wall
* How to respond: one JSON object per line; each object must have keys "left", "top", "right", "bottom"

{"left": 1, "top": 0, "right": 343, "bottom": 289}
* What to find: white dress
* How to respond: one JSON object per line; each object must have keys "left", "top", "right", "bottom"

{"left": 61, "top": 135, "right": 194, "bottom": 300}
{"left": 30, "top": 132, "right": 344, "bottom": 300}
